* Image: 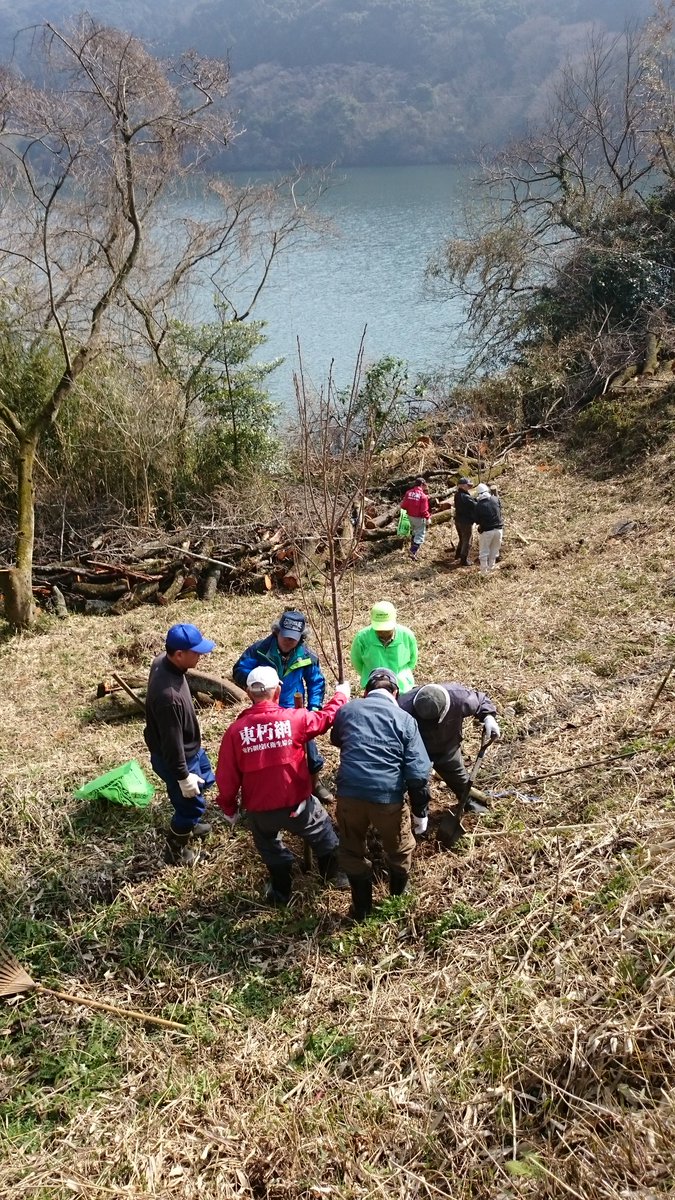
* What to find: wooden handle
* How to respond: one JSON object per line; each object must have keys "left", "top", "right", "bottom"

{"left": 111, "top": 671, "right": 146, "bottom": 712}
{"left": 38, "top": 985, "right": 188, "bottom": 1031}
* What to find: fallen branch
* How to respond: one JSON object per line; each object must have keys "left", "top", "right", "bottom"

{"left": 647, "top": 659, "right": 675, "bottom": 716}
{"left": 185, "top": 668, "right": 248, "bottom": 706}
{"left": 519, "top": 744, "right": 659, "bottom": 783}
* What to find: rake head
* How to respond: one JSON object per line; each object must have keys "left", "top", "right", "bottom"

{"left": 0, "top": 947, "right": 37, "bottom": 997}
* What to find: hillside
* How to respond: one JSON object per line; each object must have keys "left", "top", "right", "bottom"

{"left": 1, "top": 433, "right": 674, "bottom": 1197}
{"left": 0, "top": 0, "right": 653, "bottom": 168}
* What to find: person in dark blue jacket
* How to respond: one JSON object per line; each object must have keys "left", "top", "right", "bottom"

{"left": 331, "top": 667, "right": 432, "bottom": 920}
{"left": 232, "top": 610, "right": 332, "bottom": 801}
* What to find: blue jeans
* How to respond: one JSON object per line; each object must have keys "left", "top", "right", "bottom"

{"left": 150, "top": 747, "right": 215, "bottom": 833}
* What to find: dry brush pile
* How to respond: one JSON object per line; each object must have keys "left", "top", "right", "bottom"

{"left": 0, "top": 439, "right": 674, "bottom": 1199}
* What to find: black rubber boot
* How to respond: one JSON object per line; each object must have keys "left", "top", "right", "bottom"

{"left": 191, "top": 821, "right": 212, "bottom": 838}
{"left": 347, "top": 874, "right": 373, "bottom": 921}
{"left": 164, "top": 826, "right": 196, "bottom": 866}
{"left": 317, "top": 852, "right": 350, "bottom": 891}
{"left": 388, "top": 867, "right": 410, "bottom": 896}
{"left": 264, "top": 865, "right": 293, "bottom": 907}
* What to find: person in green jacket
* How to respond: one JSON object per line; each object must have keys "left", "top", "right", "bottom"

{"left": 350, "top": 601, "right": 418, "bottom": 694}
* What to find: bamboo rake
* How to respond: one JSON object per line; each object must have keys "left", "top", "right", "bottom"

{"left": 0, "top": 947, "right": 188, "bottom": 1032}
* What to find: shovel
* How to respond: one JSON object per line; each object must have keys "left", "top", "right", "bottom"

{"left": 437, "top": 732, "right": 493, "bottom": 849}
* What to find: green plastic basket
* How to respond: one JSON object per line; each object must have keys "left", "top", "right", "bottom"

{"left": 74, "top": 759, "right": 155, "bottom": 808}
{"left": 397, "top": 509, "right": 411, "bottom": 537}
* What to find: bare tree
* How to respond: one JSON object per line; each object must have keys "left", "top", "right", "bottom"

{"left": 291, "top": 332, "right": 402, "bottom": 682}
{"left": 0, "top": 17, "right": 322, "bottom": 626}
{"left": 427, "top": 23, "right": 661, "bottom": 372}
{"left": 643, "top": 1, "right": 675, "bottom": 181}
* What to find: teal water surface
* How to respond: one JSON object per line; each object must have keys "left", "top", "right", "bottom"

{"left": 223, "top": 164, "right": 472, "bottom": 406}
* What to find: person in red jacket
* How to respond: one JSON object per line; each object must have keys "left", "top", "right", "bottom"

{"left": 401, "top": 476, "right": 431, "bottom": 558}
{"left": 215, "top": 665, "right": 351, "bottom": 904}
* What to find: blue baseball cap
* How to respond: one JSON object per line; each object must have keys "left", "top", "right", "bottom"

{"left": 277, "top": 610, "right": 306, "bottom": 641}
{"left": 165, "top": 623, "right": 216, "bottom": 654}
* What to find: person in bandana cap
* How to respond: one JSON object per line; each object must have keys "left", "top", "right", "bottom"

{"left": 144, "top": 623, "right": 217, "bottom": 866}
{"left": 350, "top": 601, "right": 418, "bottom": 693}
{"left": 475, "top": 483, "right": 504, "bottom": 574}
{"left": 398, "top": 682, "right": 500, "bottom": 816}
{"left": 215, "top": 666, "right": 351, "bottom": 905}
{"left": 232, "top": 610, "right": 332, "bottom": 802}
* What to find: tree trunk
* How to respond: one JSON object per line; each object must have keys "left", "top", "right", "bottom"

{"left": 640, "top": 332, "right": 660, "bottom": 377}
{"left": 6, "top": 434, "right": 38, "bottom": 627}
{"left": 0, "top": 568, "right": 34, "bottom": 628}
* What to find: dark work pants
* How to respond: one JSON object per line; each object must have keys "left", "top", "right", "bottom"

{"left": 454, "top": 520, "right": 474, "bottom": 564}
{"left": 247, "top": 796, "right": 337, "bottom": 869}
{"left": 306, "top": 738, "right": 324, "bottom": 775}
{"left": 433, "top": 746, "right": 470, "bottom": 801}
{"left": 150, "top": 747, "right": 215, "bottom": 832}
{"left": 336, "top": 795, "right": 416, "bottom": 878}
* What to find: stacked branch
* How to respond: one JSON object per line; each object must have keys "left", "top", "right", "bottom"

{"left": 5, "top": 419, "right": 533, "bottom": 620}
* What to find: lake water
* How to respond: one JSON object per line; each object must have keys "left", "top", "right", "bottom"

{"left": 223, "top": 164, "right": 472, "bottom": 406}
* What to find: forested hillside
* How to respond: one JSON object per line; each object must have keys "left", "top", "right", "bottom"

{"left": 0, "top": 0, "right": 653, "bottom": 167}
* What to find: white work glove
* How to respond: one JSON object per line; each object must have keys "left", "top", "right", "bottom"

{"left": 483, "top": 715, "right": 501, "bottom": 742}
{"left": 412, "top": 814, "right": 429, "bottom": 837}
{"left": 222, "top": 811, "right": 239, "bottom": 827}
{"left": 335, "top": 681, "right": 351, "bottom": 700}
{"left": 178, "top": 772, "right": 205, "bottom": 799}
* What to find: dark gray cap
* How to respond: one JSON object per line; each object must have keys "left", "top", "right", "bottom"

{"left": 413, "top": 684, "right": 450, "bottom": 722}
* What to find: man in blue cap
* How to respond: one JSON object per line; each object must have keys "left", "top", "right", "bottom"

{"left": 232, "top": 610, "right": 332, "bottom": 802}
{"left": 144, "top": 623, "right": 217, "bottom": 865}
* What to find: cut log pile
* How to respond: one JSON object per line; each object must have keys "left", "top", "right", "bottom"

{"left": 31, "top": 525, "right": 311, "bottom": 617}
{"left": 28, "top": 452, "right": 510, "bottom": 617}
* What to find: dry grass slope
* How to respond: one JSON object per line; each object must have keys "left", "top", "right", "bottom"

{"left": 0, "top": 442, "right": 674, "bottom": 1199}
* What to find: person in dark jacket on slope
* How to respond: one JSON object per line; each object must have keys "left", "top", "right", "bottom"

{"left": 232, "top": 610, "right": 332, "bottom": 802}
{"left": 454, "top": 477, "right": 476, "bottom": 566}
{"left": 144, "top": 623, "right": 217, "bottom": 866}
{"left": 398, "top": 682, "right": 500, "bottom": 817}
{"left": 331, "top": 668, "right": 432, "bottom": 921}
{"left": 475, "top": 482, "right": 504, "bottom": 574}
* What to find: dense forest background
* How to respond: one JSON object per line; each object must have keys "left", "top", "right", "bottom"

{"left": 0, "top": 0, "right": 653, "bottom": 168}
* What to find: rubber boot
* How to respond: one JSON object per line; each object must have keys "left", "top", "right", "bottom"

{"left": 191, "top": 821, "right": 212, "bottom": 838}
{"left": 388, "top": 867, "right": 410, "bottom": 896}
{"left": 164, "top": 826, "right": 196, "bottom": 866}
{"left": 347, "top": 874, "right": 373, "bottom": 921}
{"left": 464, "top": 787, "right": 491, "bottom": 816}
{"left": 264, "top": 865, "right": 293, "bottom": 907}
{"left": 311, "top": 774, "right": 333, "bottom": 804}
{"left": 317, "top": 851, "right": 350, "bottom": 891}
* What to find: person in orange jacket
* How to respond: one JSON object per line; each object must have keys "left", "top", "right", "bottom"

{"left": 215, "top": 665, "right": 351, "bottom": 904}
